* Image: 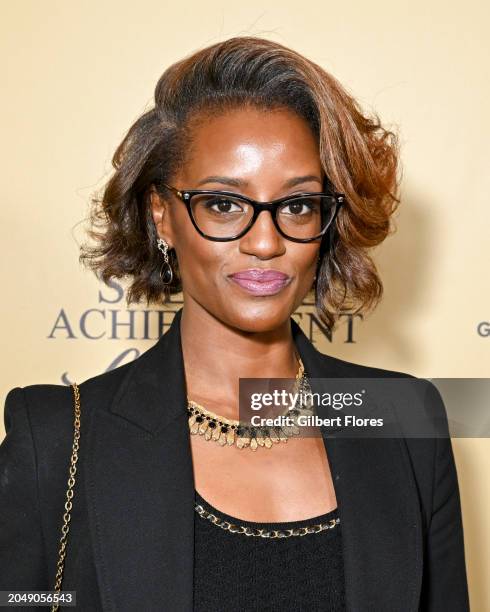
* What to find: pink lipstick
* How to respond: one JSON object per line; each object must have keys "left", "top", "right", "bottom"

{"left": 228, "top": 268, "right": 291, "bottom": 296}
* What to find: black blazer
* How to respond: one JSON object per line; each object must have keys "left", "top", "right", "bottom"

{"left": 0, "top": 307, "right": 470, "bottom": 611}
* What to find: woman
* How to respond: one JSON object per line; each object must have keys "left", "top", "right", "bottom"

{"left": 0, "top": 37, "right": 469, "bottom": 611}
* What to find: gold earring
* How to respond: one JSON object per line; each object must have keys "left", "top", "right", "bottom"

{"left": 157, "top": 238, "right": 173, "bottom": 285}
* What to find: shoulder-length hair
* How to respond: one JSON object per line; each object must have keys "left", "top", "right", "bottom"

{"left": 80, "top": 36, "right": 400, "bottom": 332}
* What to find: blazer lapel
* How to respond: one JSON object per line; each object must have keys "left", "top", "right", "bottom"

{"left": 85, "top": 307, "right": 195, "bottom": 612}
{"left": 85, "top": 307, "right": 423, "bottom": 612}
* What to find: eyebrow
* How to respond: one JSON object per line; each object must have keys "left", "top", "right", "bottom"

{"left": 195, "top": 175, "right": 323, "bottom": 188}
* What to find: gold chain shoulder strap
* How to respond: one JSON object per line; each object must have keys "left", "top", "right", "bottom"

{"left": 51, "top": 382, "right": 81, "bottom": 612}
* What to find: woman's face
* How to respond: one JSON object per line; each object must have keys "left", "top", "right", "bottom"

{"left": 151, "top": 105, "right": 324, "bottom": 333}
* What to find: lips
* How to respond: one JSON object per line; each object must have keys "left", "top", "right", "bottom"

{"left": 230, "top": 269, "right": 289, "bottom": 282}
{"left": 228, "top": 268, "right": 292, "bottom": 297}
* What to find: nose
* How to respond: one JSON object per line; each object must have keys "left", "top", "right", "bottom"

{"left": 238, "top": 210, "right": 286, "bottom": 259}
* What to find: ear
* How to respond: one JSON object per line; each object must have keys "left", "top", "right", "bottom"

{"left": 149, "top": 185, "right": 174, "bottom": 248}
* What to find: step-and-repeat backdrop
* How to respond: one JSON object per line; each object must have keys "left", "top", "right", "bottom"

{"left": 2, "top": 2, "right": 489, "bottom": 608}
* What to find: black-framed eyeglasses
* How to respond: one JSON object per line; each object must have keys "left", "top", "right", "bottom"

{"left": 157, "top": 182, "right": 345, "bottom": 243}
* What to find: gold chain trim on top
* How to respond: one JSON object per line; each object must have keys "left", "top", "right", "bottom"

{"left": 194, "top": 501, "right": 340, "bottom": 538}
{"left": 187, "top": 355, "right": 315, "bottom": 450}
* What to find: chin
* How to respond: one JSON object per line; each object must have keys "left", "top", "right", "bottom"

{"left": 220, "top": 301, "right": 295, "bottom": 334}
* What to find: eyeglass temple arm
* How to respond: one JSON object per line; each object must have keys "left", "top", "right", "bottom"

{"left": 160, "top": 182, "right": 183, "bottom": 199}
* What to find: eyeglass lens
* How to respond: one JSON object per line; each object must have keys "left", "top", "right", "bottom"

{"left": 190, "top": 194, "right": 338, "bottom": 239}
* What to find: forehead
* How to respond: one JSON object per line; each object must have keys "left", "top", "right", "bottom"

{"left": 179, "top": 106, "right": 322, "bottom": 182}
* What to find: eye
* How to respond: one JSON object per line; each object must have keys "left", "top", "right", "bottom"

{"left": 203, "top": 197, "right": 246, "bottom": 214}
{"left": 280, "top": 198, "right": 317, "bottom": 216}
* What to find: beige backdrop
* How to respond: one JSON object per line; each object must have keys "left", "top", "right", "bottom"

{"left": 1, "top": 1, "right": 489, "bottom": 608}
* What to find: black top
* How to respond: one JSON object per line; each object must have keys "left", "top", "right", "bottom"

{"left": 193, "top": 490, "right": 346, "bottom": 611}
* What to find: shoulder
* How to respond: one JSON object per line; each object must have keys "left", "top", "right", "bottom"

{"left": 319, "top": 350, "right": 449, "bottom": 425}
{"left": 3, "top": 358, "right": 136, "bottom": 439}
{"left": 314, "top": 350, "right": 445, "bottom": 411}
{"left": 1, "top": 360, "right": 140, "bottom": 501}
{"left": 313, "top": 349, "right": 448, "bottom": 473}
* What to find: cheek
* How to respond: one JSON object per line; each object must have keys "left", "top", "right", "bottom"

{"left": 174, "top": 234, "right": 233, "bottom": 289}
{"left": 291, "top": 243, "right": 320, "bottom": 277}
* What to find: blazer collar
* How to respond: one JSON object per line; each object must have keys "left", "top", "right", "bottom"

{"left": 85, "top": 306, "right": 423, "bottom": 611}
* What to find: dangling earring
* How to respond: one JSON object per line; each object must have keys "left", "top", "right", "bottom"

{"left": 157, "top": 238, "right": 174, "bottom": 285}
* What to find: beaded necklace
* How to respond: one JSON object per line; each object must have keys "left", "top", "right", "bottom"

{"left": 187, "top": 355, "right": 315, "bottom": 451}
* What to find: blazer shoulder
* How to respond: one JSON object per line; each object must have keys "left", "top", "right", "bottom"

{"left": 3, "top": 359, "right": 136, "bottom": 435}
{"left": 314, "top": 350, "right": 448, "bottom": 437}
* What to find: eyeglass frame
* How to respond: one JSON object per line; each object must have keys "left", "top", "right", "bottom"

{"left": 156, "top": 181, "right": 346, "bottom": 243}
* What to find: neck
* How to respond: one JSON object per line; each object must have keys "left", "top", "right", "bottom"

{"left": 179, "top": 298, "right": 300, "bottom": 420}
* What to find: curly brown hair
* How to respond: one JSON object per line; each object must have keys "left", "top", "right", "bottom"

{"left": 79, "top": 36, "right": 401, "bottom": 332}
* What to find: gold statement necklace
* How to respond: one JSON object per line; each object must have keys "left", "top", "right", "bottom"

{"left": 187, "top": 354, "right": 315, "bottom": 451}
